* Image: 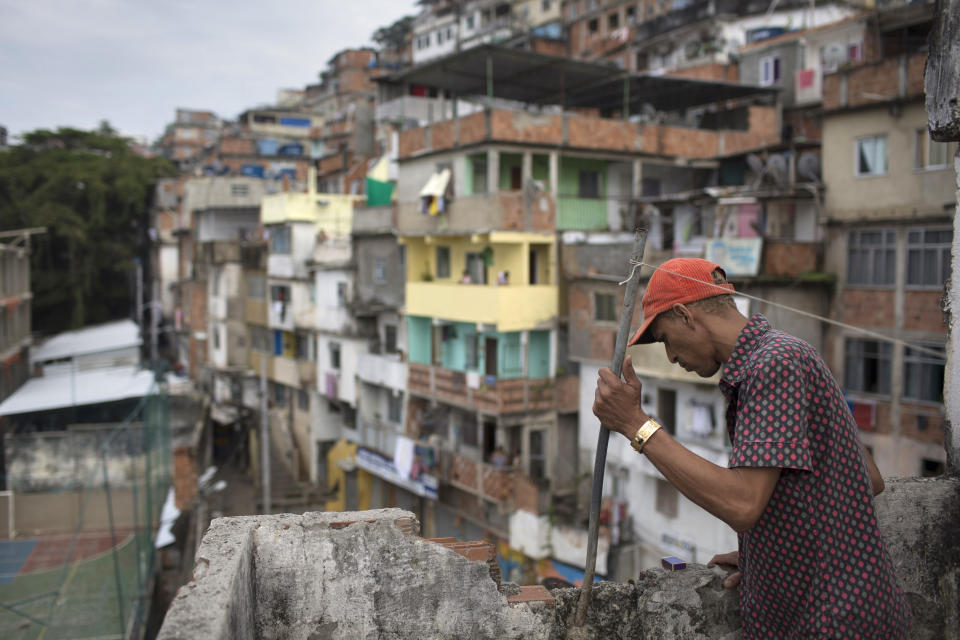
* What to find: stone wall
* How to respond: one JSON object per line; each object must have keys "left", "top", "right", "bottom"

{"left": 158, "top": 484, "right": 960, "bottom": 639}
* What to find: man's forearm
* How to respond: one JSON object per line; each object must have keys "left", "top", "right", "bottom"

{"left": 629, "top": 426, "right": 780, "bottom": 533}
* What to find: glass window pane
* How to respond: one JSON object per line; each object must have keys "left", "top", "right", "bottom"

{"left": 907, "top": 249, "right": 921, "bottom": 285}
{"left": 876, "top": 136, "right": 888, "bottom": 173}
{"left": 922, "top": 249, "right": 938, "bottom": 285}
{"left": 883, "top": 249, "right": 895, "bottom": 284}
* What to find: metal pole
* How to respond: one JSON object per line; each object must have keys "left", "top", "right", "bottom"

{"left": 102, "top": 455, "right": 127, "bottom": 635}
{"left": 151, "top": 279, "right": 160, "bottom": 366}
{"left": 572, "top": 229, "right": 648, "bottom": 630}
{"left": 260, "top": 356, "right": 271, "bottom": 515}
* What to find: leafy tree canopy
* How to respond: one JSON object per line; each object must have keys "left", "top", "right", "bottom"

{"left": 372, "top": 15, "right": 415, "bottom": 52}
{"left": 0, "top": 125, "right": 177, "bottom": 336}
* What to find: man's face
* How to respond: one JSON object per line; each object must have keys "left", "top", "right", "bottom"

{"left": 649, "top": 308, "right": 721, "bottom": 378}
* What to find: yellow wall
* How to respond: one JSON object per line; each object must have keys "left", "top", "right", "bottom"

{"left": 325, "top": 439, "right": 372, "bottom": 512}
{"left": 261, "top": 192, "right": 360, "bottom": 236}
{"left": 403, "top": 232, "right": 555, "bottom": 285}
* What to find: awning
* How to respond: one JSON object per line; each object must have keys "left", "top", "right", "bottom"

{"left": 379, "top": 44, "right": 778, "bottom": 114}
{"left": 419, "top": 168, "right": 452, "bottom": 198}
{"left": 0, "top": 366, "right": 156, "bottom": 416}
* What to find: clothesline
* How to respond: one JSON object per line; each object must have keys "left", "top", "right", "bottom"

{"left": 625, "top": 259, "right": 946, "bottom": 360}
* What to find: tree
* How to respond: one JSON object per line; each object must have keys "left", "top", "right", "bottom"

{"left": 0, "top": 127, "right": 176, "bottom": 336}
{"left": 372, "top": 15, "right": 415, "bottom": 53}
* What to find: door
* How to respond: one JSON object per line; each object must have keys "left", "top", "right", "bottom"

{"left": 510, "top": 165, "right": 522, "bottom": 190}
{"left": 483, "top": 419, "right": 497, "bottom": 461}
{"left": 529, "top": 248, "right": 538, "bottom": 285}
{"left": 485, "top": 337, "right": 498, "bottom": 377}
{"left": 466, "top": 252, "right": 486, "bottom": 284}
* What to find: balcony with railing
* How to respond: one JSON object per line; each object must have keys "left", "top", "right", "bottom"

{"left": 406, "top": 282, "right": 557, "bottom": 332}
{"left": 443, "top": 453, "right": 550, "bottom": 513}
{"left": 357, "top": 352, "right": 407, "bottom": 391}
{"left": 397, "top": 191, "right": 556, "bottom": 235}
{"left": 408, "top": 363, "right": 576, "bottom": 414}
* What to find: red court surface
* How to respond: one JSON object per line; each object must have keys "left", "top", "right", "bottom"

{"left": 16, "top": 529, "right": 133, "bottom": 574}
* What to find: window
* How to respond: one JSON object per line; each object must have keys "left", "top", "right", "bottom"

{"left": 847, "top": 229, "right": 895, "bottom": 286}
{"left": 296, "top": 331, "right": 313, "bottom": 360}
{"left": 759, "top": 56, "right": 781, "bottom": 86}
{"left": 855, "top": 135, "right": 888, "bottom": 177}
{"left": 230, "top": 183, "right": 249, "bottom": 197}
{"left": 529, "top": 429, "right": 546, "bottom": 479}
{"left": 269, "top": 225, "right": 291, "bottom": 254}
{"left": 465, "top": 333, "right": 479, "bottom": 369}
{"left": 904, "top": 344, "right": 945, "bottom": 402}
{"left": 436, "top": 29, "right": 443, "bottom": 45}
{"left": 247, "top": 275, "right": 266, "bottom": 300}
{"left": 466, "top": 14, "right": 475, "bottom": 29}
{"left": 213, "top": 325, "right": 221, "bottom": 350}
{"left": 542, "top": 0, "right": 552, "bottom": 10}
{"left": 588, "top": 0, "right": 598, "bottom": 10}
{"left": 384, "top": 324, "right": 398, "bottom": 354}
{"left": 374, "top": 258, "right": 387, "bottom": 283}
{"left": 655, "top": 478, "right": 678, "bottom": 518}
{"left": 844, "top": 339, "right": 892, "bottom": 396}
{"left": 907, "top": 228, "right": 952, "bottom": 287}
{"left": 588, "top": 18, "right": 599, "bottom": 33}
{"left": 336, "top": 282, "right": 348, "bottom": 307}
{"left": 915, "top": 129, "right": 950, "bottom": 170}
{"left": 578, "top": 170, "right": 600, "bottom": 198}
{"left": 626, "top": 5, "right": 636, "bottom": 24}
{"left": 387, "top": 392, "right": 403, "bottom": 424}
{"left": 594, "top": 292, "right": 617, "bottom": 322}
{"left": 608, "top": 12, "right": 619, "bottom": 29}
{"left": 329, "top": 342, "right": 341, "bottom": 370}
{"left": 436, "top": 246, "right": 451, "bottom": 279}
{"left": 446, "top": 27, "right": 452, "bottom": 40}
{"left": 270, "top": 284, "right": 289, "bottom": 303}
{"left": 470, "top": 155, "right": 488, "bottom": 194}
{"left": 297, "top": 389, "right": 309, "bottom": 412}
{"left": 273, "top": 383, "right": 286, "bottom": 405}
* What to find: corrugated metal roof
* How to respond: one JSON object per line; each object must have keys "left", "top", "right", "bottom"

{"left": 0, "top": 366, "right": 155, "bottom": 416}
{"left": 31, "top": 320, "right": 141, "bottom": 364}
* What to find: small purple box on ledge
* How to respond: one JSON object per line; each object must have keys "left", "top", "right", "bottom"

{"left": 661, "top": 556, "right": 686, "bottom": 571}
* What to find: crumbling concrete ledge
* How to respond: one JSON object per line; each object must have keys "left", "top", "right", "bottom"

{"left": 159, "top": 477, "right": 959, "bottom": 640}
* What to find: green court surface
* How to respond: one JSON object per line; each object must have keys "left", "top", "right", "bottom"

{"left": 0, "top": 532, "right": 150, "bottom": 640}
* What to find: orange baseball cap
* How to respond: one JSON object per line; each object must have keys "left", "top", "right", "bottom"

{"left": 628, "top": 258, "right": 735, "bottom": 345}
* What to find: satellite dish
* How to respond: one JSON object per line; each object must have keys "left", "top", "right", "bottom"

{"left": 766, "top": 154, "right": 789, "bottom": 186}
{"left": 798, "top": 152, "right": 821, "bottom": 183}
{"left": 747, "top": 154, "right": 766, "bottom": 189}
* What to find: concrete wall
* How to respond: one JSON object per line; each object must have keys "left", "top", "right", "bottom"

{"left": 5, "top": 424, "right": 144, "bottom": 491}
{"left": 353, "top": 234, "right": 405, "bottom": 310}
{"left": 823, "top": 102, "right": 956, "bottom": 218}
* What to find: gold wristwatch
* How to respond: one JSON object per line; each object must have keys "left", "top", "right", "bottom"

{"left": 630, "top": 419, "right": 662, "bottom": 454}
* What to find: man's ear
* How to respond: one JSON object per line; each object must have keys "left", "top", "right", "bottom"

{"left": 671, "top": 303, "right": 694, "bottom": 328}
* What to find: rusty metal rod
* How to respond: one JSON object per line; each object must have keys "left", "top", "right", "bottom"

{"left": 572, "top": 228, "right": 647, "bottom": 630}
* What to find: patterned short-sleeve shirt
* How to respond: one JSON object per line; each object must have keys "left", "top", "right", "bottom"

{"left": 719, "top": 315, "right": 911, "bottom": 639}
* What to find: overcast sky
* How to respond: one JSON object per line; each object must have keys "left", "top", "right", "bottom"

{"left": 0, "top": 0, "right": 418, "bottom": 141}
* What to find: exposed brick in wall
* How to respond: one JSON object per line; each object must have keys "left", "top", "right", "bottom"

{"left": 900, "top": 404, "right": 946, "bottom": 444}
{"left": 567, "top": 117, "right": 640, "bottom": 152}
{"left": 173, "top": 445, "right": 198, "bottom": 511}
{"left": 903, "top": 291, "right": 947, "bottom": 332}
{"left": 531, "top": 38, "right": 567, "bottom": 57}
{"left": 458, "top": 112, "right": 487, "bottom": 145}
{"left": 841, "top": 289, "right": 895, "bottom": 328}
{"left": 823, "top": 52, "right": 927, "bottom": 111}
{"left": 491, "top": 111, "right": 563, "bottom": 145}
{"left": 783, "top": 108, "right": 822, "bottom": 143}
{"left": 668, "top": 63, "right": 739, "bottom": 83}
{"left": 397, "top": 107, "right": 779, "bottom": 160}
{"left": 317, "top": 152, "right": 350, "bottom": 175}
{"left": 763, "top": 242, "right": 818, "bottom": 277}
{"left": 219, "top": 137, "right": 255, "bottom": 155}
{"left": 431, "top": 119, "right": 455, "bottom": 150}
{"left": 398, "top": 127, "right": 426, "bottom": 157}
{"left": 514, "top": 474, "right": 541, "bottom": 514}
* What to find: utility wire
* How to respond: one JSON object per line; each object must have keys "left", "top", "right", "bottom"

{"left": 629, "top": 260, "right": 946, "bottom": 360}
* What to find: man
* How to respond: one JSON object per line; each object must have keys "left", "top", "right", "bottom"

{"left": 592, "top": 258, "right": 910, "bottom": 638}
